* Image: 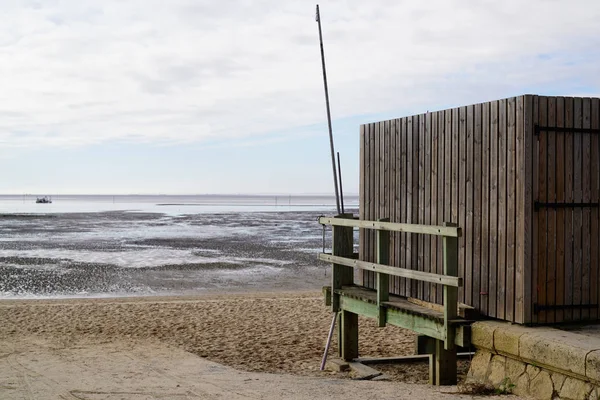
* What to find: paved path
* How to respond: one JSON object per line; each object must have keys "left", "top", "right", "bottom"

{"left": 0, "top": 337, "right": 510, "bottom": 400}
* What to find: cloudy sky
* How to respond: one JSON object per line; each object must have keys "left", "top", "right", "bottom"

{"left": 1, "top": 0, "right": 599, "bottom": 195}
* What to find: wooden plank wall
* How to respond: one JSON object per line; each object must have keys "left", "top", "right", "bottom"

{"left": 360, "top": 96, "right": 527, "bottom": 322}
{"left": 532, "top": 96, "right": 600, "bottom": 323}
{"left": 359, "top": 94, "right": 600, "bottom": 323}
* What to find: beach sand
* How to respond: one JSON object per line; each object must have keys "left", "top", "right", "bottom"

{"left": 0, "top": 291, "right": 522, "bottom": 399}
{"left": 0, "top": 291, "right": 469, "bottom": 383}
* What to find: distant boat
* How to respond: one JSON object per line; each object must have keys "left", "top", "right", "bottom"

{"left": 36, "top": 196, "right": 52, "bottom": 204}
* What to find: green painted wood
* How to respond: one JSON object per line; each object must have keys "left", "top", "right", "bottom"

{"left": 338, "top": 295, "right": 470, "bottom": 347}
{"left": 318, "top": 217, "right": 461, "bottom": 237}
{"left": 443, "top": 222, "right": 459, "bottom": 350}
{"left": 331, "top": 214, "right": 354, "bottom": 312}
{"left": 377, "top": 218, "right": 390, "bottom": 327}
{"left": 340, "top": 295, "right": 378, "bottom": 318}
{"left": 332, "top": 214, "right": 358, "bottom": 361}
{"left": 319, "top": 254, "right": 462, "bottom": 287}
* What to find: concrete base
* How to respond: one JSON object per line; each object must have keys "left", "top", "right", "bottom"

{"left": 468, "top": 321, "right": 600, "bottom": 400}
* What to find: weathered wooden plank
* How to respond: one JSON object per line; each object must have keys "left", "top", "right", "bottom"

{"left": 367, "top": 122, "right": 378, "bottom": 287}
{"left": 370, "top": 122, "right": 377, "bottom": 284}
{"left": 473, "top": 103, "right": 482, "bottom": 313}
{"left": 489, "top": 100, "right": 499, "bottom": 318}
{"left": 554, "top": 97, "right": 566, "bottom": 323}
{"left": 398, "top": 118, "right": 404, "bottom": 294}
{"left": 340, "top": 310, "right": 359, "bottom": 360}
{"left": 408, "top": 298, "right": 477, "bottom": 320}
{"left": 368, "top": 122, "right": 376, "bottom": 287}
{"left": 437, "top": 111, "right": 446, "bottom": 304}
{"left": 506, "top": 97, "right": 517, "bottom": 322}
{"left": 363, "top": 124, "right": 371, "bottom": 285}
{"left": 336, "top": 292, "right": 471, "bottom": 348}
{"left": 337, "top": 284, "right": 459, "bottom": 321}
{"left": 319, "top": 254, "right": 462, "bottom": 287}
{"left": 424, "top": 112, "right": 432, "bottom": 303}
{"left": 332, "top": 220, "right": 355, "bottom": 312}
{"left": 537, "top": 96, "right": 548, "bottom": 323}
{"left": 364, "top": 124, "right": 372, "bottom": 285}
{"left": 591, "top": 98, "right": 600, "bottom": 320}
{"left": 380, "top": 120, "right": 386, "bottom": 222}
{"left": 452, "top": 108, "right": 459, "bottom": 227}
{"left": 418, "top": 114, "right": 426, "bottom": 301}
{"left": 382, "top": 120, "right": 390, "bottom": 292}
{"left": 406, "top": 116, "right": 414, "bottom": 296}
{"left": 412, "top": 115, "right": 421, "bottom": 298}
{"left": 443, "top": 222, "right": 459, "bottom": 350}
{"left": 339, "top": 295, "right": 446, "bottom": 341}
{"left": 357, "top": 354, "right": 457, "bottom": 364}
{"left": 347, "top": 361, "right": 383, "bottom": 380}
{"left": 377, "top": 218, "right": 390, "bottom": 327}
{"left": 465, "top": 105, "right": 474, "bottom": 308}
{"left": 573, "top": 98, "right": 583, "bottom": 320}
{"left": 360, "top": 124, "right": 366, "bottom": 285}
{"left": 497, "top": 98, "right": 507, "bottom": 320}
{"left": 435, "top": 339, "right": 457, "bottom": 385}
{"left": 546, "top": 97, "right": 557, "bottom": 323}
{"left": 522, "top": 95, "right": 534, "bottom": 324}
{"left": 531, "top": 96, "right": 539, "bottom": 323}
{"left": 318, "top": 217, "right": 461, "bottom": 237}
{"left": 564, "top": 97, "right": 574, "bottom": 321}
{"left": 481, "top": 101, "right": 490, "bottom": 317}
{"left": 515, "top": 95, "right": 527, "bottom": 323}
{"left": 391, "top": 119, "right": 399, "bottom": 294}
{"left": 372, "top": 122, "right": 382, "bottom": 287}
{"left": 431, "top": 112, "right": 439, "bottom": 304}
{"left": 400, "top": 117, "right": 408, "bottom": 296}
{"left": 458, "top": 106, "right": 467, "bottom": 304}
{"left": 363, "top": 124, "right": 369, "bottom": 282}
{"left": 382, "top": 122, "right": 389, "bottom": 213}
{"left": 581, "top": 98, "right": 592, "bottom": 320}
{"left": 444, "top": 110, "right": 452, "bottom": 303}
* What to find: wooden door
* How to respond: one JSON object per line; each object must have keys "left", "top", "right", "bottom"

{"left": 534, "top": 97, "right": 600, "bottom": 323}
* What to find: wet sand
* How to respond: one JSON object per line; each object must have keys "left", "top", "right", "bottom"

{"left": 0, "top": 210, "right": 337, "bottom": 297}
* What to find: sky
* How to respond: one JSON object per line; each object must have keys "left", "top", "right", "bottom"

{"left": 0, "top": 0, "right": 599, "bottom": 195}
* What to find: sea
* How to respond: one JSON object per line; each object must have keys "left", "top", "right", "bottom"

{"left": 0, "top": 194, "right": 359, "bottom": 299}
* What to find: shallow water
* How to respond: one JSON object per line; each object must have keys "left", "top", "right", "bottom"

{"left": 0, "top": 195, "right": 358, "bottom": 298}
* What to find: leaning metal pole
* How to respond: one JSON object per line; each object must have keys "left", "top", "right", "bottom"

{"left": 320, "top": 311, "right": 339, "bottom": 370}
{"left": 316, "top": 4, "right": 341, "bottom": 215}
{"left": 337, "top": 152, "right": 345, "bottom": 214}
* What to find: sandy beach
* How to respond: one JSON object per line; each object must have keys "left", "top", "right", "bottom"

{"left": 0, "top": 291, "right": 438, "bottom": 380}
{"left": 0, "top": 291, "right": 522, "bottom": 399}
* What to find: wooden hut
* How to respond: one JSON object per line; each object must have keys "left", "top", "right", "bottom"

{"left": 359, "top": 94, "right": 600, "bottom": 324}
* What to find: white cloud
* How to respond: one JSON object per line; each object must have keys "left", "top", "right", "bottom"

{"left": 0, "top": 0, "right": 599, "bottom": 148}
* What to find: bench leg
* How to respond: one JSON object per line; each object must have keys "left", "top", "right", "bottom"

{"left": 434, "top": 339, "right": 457, "bottom": 385}
{"left": 338, "top": 310, "right": 358, "bottom": 361}
{"left": 429, "top": 354, "right": 436, "bottom": 385}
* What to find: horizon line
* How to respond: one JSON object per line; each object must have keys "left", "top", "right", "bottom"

{"left": 0, "top": 192, "right": 360, "bottom": 197}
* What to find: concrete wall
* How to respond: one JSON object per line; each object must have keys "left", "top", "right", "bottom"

{"left": 468, "top": 321, "right": 600, "bottom": 400}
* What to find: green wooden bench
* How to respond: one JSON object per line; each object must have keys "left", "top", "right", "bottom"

{"left": 319, "top": 215, "right": 474, "bottom": 385}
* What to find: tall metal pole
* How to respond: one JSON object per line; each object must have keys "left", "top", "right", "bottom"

{"left": 337, "top": 152, "right": 345, "bottom": 214}
{"left": 316, "top": 4, "right": 341, "bottom": 215}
